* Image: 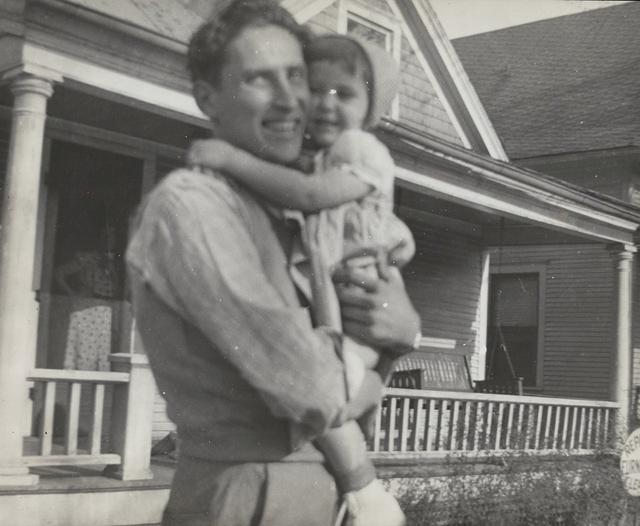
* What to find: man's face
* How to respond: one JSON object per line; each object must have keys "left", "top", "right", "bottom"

{"left": 198, "top": 24, "right": 309, "bottom": 164}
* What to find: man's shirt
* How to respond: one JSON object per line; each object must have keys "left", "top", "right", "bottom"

{"left": 126, "top": 169, "right": 356, "bottom": 461}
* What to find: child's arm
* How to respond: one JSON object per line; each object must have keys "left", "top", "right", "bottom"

{"left": 187, "top": 139, "right": 372, "bottom": 212}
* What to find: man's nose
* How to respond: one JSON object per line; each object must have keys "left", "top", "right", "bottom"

{"left": 273, "top": 78, "right": 297, "bottom": 109}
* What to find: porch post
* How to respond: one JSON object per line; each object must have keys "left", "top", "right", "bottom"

{"left": 104, "top": 352, "right": 155, "bottom": 481}
{"left": 609, "top": 243, "right": 636, "bottom": 444}
{"left": 0, "top": 73, "right": 55, "bottom": 486}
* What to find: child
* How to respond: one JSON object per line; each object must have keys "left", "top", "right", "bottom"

{"left": 188, "top": 34, "right": 414, "bottom": 526}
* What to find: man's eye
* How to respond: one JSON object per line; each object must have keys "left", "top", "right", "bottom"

{"left": 245, "top": 73, "right": 268, "bottom": 85}
{"left": 289, "top": 68, "right": 307, "bottom": 83}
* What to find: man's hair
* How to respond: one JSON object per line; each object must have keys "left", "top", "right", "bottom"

{"left": 188, "top": 0, "right": 311, "bottom": 85}
{"left": 305, "top": 36, "right": 373, "bottom": 94}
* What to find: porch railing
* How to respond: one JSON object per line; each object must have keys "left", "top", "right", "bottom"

{"left": 25, "top": 353, "right": 155, "bottom": 480}
{"left": 371, "top": 388, "right": 619, "bottom": 459}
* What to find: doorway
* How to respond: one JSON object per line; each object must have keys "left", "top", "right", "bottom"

{"left": 37, "top": 140, "right": 143, "bottom": 371}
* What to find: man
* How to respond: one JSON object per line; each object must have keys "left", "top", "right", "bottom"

{"left": 126, "top": 1, "right": 421, "bottom": 524}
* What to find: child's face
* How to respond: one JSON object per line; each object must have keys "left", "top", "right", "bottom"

{"left": 307, "top": 60, "right": 369, "bottom": 149}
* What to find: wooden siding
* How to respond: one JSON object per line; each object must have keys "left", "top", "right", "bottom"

{"left": 635, "top": 263, "right": 640, "bottom": 351}
{"left": 152, "top": 384, "right": 176, "bottom": 441}
{"left": 491, "top": 244, "right": 615, "bottom": 400}
{"left": 400, "top": 211, "right": 484, "bottom": 359}
{"left": 362, "top": 0, "right": 395, "bottom": 16}
{"left": 0, "top": 116, "right": 9, "bottom": 204}
{"left": 306, "top": 2, "right": 463, "bottom": 145}
{"left": 306, "top": 2, "right": 340, "bottom": 34}
{"left": 634, "top": 348, "right": 640, "bottom": 424}
{"left": 398, "top": 35, "right": 461, "bottom": 145}
{"left": 633, "top": 263, "right": 640, "bottom": 419}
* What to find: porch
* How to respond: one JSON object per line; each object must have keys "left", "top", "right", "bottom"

{"left": 0, "top": 364, "right": 620, "bottom": 525}
{"left": 15, "top": 346, "right": 620, "bottom": 476}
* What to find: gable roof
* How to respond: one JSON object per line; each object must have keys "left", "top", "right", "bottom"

{"left": 51, "top": 0, "right": 506, "bottom": 160}
{"left": 453, "top": 2, "right": 640, "bottom": 160}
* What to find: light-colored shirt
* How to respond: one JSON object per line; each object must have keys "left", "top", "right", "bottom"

{"left": 126, "top": 168, "right": 359, "bottom": 461}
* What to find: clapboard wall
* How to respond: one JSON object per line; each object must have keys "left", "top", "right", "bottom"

{"left": 401, "top": 213, "right": 484, "bottom": 357}
{"left": 491, "top": 243, "right": 615, "bottom": 400}
{"left": 0, "top": 115, "right": 9, "bottom": 204}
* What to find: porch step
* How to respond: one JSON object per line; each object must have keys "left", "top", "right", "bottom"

{"left": 0, "top": 462, "right": 173, "bottom": 526}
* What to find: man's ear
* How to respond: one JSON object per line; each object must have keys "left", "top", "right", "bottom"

{"left": 193, "top": 80, "right": 219, "bottom": 122}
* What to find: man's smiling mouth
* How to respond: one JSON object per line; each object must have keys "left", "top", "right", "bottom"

{"left": 263, "top": 119, "right": 301, "bottom": 135}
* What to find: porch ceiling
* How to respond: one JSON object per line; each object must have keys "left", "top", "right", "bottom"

{"left": 0, "top": 83, "right": 206, "bottom": 150}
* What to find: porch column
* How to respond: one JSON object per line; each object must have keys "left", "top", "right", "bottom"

{"left": 609, "top": 243, "right": 637, "bottom": 443}
{"left": 0, "top": 73, "right": 55, "bottom": 486}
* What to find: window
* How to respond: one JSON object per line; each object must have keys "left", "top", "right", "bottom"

{"left": 347, "top": 14, "right": 393, "bottom": 52}
{"left": 338, "top": 2, "right": 401, "bottom": 118}
{"left": 487, "top": 271, "right": 543, "bottom": 388}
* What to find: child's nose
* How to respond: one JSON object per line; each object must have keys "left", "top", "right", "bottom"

{"left": 318, "top": 88, "right": 337, "bottom": 109}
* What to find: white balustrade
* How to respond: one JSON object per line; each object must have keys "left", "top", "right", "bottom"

{"left": 24, "top": 353, "right": 154, "bottom": 480}
{"left": 369, "top": 388, "right": 619, "bottom": 459}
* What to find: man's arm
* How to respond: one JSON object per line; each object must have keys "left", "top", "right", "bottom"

{"left": 333, "top": 256, "right": 422, "bottom": 359}
{"left": 127, "top": 172, "right": 382, "bottom": 436}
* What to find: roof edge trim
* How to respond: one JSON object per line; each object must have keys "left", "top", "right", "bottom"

{"left": 380, "top": 119, "right": 640, "bottom": 225}
{"left": 407, "top": 0, "right": 508, "bottom": 161}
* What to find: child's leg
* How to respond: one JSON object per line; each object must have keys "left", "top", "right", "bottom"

{"left": 316, "top": 423, "right": 405, "bottom": 526}
{"left": 317, "top": 421, "right": 375, "bottom": 493}
{"left": 319, "top": 349, "right": 404, "bottom": 525}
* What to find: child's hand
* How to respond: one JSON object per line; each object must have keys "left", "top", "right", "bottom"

{"left": 186, "top": 139, "right": 235, "bottom": 171}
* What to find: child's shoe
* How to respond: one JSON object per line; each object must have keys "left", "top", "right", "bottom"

{"left": 343, "top": 479, "right": 405, "bottom": 526}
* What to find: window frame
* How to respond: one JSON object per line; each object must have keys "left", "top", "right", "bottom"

{"left": 337, "top": 0, "right": 401, "bottom": 119}
{"left": 488, "top": 264, "right": 546, "bottom": 391}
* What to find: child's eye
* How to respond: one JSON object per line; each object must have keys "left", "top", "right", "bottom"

{"left": 337, "top": 88, "right": 355, "bottom": 99}
{"left": 310, "top": 87, "right": 339, "bottom": 96}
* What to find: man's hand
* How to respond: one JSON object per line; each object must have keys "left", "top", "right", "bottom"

{"left": 333, "top": 256, "right": 421, "bottom": 358}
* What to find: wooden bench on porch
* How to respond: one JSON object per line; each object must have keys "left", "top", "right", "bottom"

{"left": 389, "top": 337, "right": 523, "bottom": 395}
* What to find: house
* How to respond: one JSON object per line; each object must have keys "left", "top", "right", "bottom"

{"left": 453, "top": 1, "right": 640, "bottom": 401}
{"left": 0, "top": 1, "right": 637, "bottom": 524}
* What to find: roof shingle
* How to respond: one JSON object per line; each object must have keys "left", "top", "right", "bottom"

{"left": 453, "top": 2, "right": 640, "bottom": 159}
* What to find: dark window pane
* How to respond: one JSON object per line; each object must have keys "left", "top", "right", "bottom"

{"left": 347, "top": 17, "right": 389, "bottom": 49}
{"left": 487, "top": 273, "right": 539, "bottom": 387}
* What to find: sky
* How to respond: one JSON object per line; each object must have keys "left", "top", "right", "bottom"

{"left": 430, "top": 0, "right": 630, "bottom": 39}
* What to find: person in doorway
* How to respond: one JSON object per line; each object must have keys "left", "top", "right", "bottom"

{"left": 56, "top": 219, "right": 118, "bottom": 371}
{"left": 187, "top": 33, "right": 414, "bottom": 526}
{"left": 126, "top": 1, "right": 421, "bottom": 525}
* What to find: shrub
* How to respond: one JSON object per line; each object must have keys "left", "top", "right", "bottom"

{"left": 394, "top": 452, "right": 630, "bottom": 525}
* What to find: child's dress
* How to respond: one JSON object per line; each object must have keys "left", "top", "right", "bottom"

{"left": 305, "top": 129, "right": 415, "bottom": 375}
